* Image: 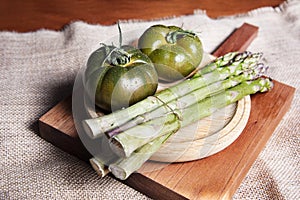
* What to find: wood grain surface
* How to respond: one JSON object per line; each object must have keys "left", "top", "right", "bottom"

{"left": 0, "top": 0, "right": 284, "bottom": 32}
{"left": 38, "top": 23, "right": 295, "bottom": 199}
{"left": 138, "top": 80, "right": 295, "bottom": 200}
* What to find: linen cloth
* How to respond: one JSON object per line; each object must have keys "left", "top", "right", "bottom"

{"left": 0, "top": 0, "right": 299, "bottom": 199}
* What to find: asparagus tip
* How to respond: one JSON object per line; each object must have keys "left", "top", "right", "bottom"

{"left": 260, "top": 77, "right": 274, "bottom": 92}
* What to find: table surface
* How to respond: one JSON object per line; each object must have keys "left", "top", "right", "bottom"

{"left": 0, "top": 0, "right": 284, "bottom": 32}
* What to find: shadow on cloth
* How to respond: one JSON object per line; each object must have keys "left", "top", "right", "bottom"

{"left": 28, "top": 78, "right": 75, "bottom": 138}
{"left": 243, "top": 158, "right": 285, "bottom": 199}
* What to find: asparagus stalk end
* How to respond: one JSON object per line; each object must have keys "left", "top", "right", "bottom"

{"left": 108, "top": 164, "right": 128, "bottom": 180}
{"left": 82, "top": 119, "right": 104, "bottom": 139}
{"left": 89, "top": 158, "right": 109, "bottom": 178}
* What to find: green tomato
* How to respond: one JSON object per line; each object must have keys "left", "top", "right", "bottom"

{"left": 138, "top": 24, "right": 203, "bottom": 82}
{"left": 84, "top": 44, "right": 158, "bottom": 112}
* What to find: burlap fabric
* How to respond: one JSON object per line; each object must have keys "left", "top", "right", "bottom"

{"left": 1, "top": 0, "right": 299, "bottom": 199}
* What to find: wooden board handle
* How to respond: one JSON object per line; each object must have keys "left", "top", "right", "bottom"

{"left": 212, "top": 23, "right": 258, "bottom": 57}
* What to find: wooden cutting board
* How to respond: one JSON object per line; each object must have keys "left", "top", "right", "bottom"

{"left": 38, "top": 23, "right": 295, "bottom": 200}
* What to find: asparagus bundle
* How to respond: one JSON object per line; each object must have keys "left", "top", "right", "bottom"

{"left": 83, "top": 51, "right": 263, "bottom": 139}
{"left": 109, "top": 77, "right": 273, "bottom": 180}
{"left": 109, "top": 63, "right": 267, "bottom": 157}
{"left": 108, "top": 62, "right": 266, "bottom": 135}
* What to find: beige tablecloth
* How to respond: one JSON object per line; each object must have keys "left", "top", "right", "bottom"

{"left": 0, "top": 0, "right": 299, "bottom": 199}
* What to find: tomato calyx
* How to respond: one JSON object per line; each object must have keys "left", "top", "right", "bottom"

{"left": 99, "top": 22, "right": 133, "bottom": 67}
{"left": 166, "top": 30, "right": 197, "bottom": 44}
{"left": 100, "top": 43, "right": 131, "bottom": 67}
{"left": 108, "top": 48, "right": 131, "bottom": 66}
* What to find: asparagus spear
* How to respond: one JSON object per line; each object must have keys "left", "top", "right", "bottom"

{"left": 108, "top": 77, "right": 273, "bottom": 180}
{"left": 83, "top": 52, "right": 263, "bottom": 138}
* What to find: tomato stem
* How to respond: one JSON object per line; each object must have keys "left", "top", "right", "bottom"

{"left": 102, "top": 22, "right": 131, "bottom": 66}
{"left": 117, "top": 21, "right": 123, "bottom": 48}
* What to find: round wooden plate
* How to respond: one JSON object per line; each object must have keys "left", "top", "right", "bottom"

{"left": 150, "top": 95, "right": 251, "bottom": 162}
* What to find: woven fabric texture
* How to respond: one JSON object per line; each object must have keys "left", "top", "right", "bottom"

{"left": 0, "top": 0, "right": 299, "bottom": 199}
